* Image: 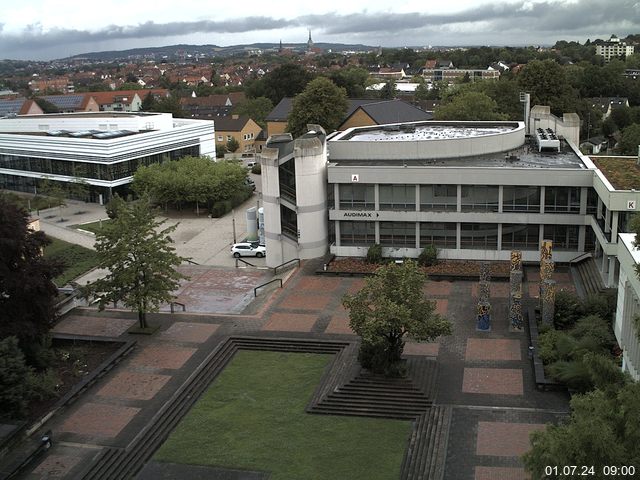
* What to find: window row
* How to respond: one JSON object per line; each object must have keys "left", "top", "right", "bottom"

{"left": 0, "top": 146, "right": 200, "bottom": 181}
{"left": 336, "top": 184, "right": 588, "bottom": 214}
{"left": 337, "top": 221, "right": 580, "bottom": 251}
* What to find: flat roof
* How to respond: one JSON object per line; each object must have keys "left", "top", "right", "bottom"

{"left": 5, "top": 111, "right": 160, "bottom": 119}
{"left": 591, "top": 156, "right": 640, "bottom": 190}
{"left": 342, "top": 123, "right": 516, "bottom": 142}
{"left": 329, "top": 138, "right": 587, "bottom": 169}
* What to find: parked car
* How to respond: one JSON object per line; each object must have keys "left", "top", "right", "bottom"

{"left": 231, "top": 242, "right": 266, "bottom": 258}
{"left": 246, "top": 161, "right": 257, "bottom": 169}
{"left": 245, "top": 177, "right": 256, "bottom": 191}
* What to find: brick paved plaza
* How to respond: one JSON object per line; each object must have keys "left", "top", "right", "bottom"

{"left": 17, "top": 261, "right": 571, "bottom": 479}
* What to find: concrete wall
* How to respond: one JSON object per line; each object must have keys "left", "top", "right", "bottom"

{"left": 259, "top": 146, "right": 284, "bottom": 267}
{"left": 528, "top": 106, "right": 580, "bottom": 147}
{"left": 615, "top": 234, "right": 640, "bottom": 380}
{"left": 0, "top": 111, "right": 174, "bottom": 132}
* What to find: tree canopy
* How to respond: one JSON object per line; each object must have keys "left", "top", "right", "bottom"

{"left": 245, "top": 64, "right": 315, "bottom": 105}
{"left": 286, "top": 77, "right": 349, "bottom": 137}
{"left": 0, "top": 196, "right": 61, "bottom": 362}
{"left": 233, "top": 96, "right": 273, "bottom": 129}
{"left": 132, "top": 156, "right": 248, "bottom": 212}
{"left": 618, "top": 124, "right": 640, "bottom": 155}
{"left": 434, "top": 91, "right": 509, "bottom": 121}
{"left": 86, "top": 195, "right": 187, "bottom": 329}
{"left": 517, "top": 59, "right": 578, "bottom": 115}
{"left": 342, "top": 260, "right": 452, "bottom": 376}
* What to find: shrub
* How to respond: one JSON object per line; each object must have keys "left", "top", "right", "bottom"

{"left": 583, "top": 290, "right": 617, "bottom": 325}
{"left": 251, "top": 163, "right": 261, "bottom": 174}
{"left": 358, "top": 340, "right": 407, "bottom": 377}
{"left": 27, "top": 369, "right": 60, "bottom": 402}
{"left": 417, "top": 245, "right": 438, "bottom": 266}
{"left": 210, "top": 201, "right": 229, "bottom": 218}
{"left": 538, "top": 329, "right": 563, "bottom": 364}
{"left": 554, "top": 290, "right": 584, "bottom": 330}
{"left": 0, "top": 337, "right": 32, "bottom": 418}
{"left": 365, "top": 244, "right": 383, "bottom": 264}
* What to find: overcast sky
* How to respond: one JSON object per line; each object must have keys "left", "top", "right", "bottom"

{"left": 1, "top": 0, "right": 639, "bottom": 60}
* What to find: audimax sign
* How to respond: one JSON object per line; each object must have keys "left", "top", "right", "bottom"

{"left": 343, "top": 211, "right": 380, "bottom": 218}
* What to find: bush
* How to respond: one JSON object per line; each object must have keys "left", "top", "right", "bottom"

{"left": 366, "top": 244, "right": 383, "bottom": 264}
{"left": 583, "top": 290, "right": 617, "bottom": 325}
{"left": 417, "top": 245, "right": 438, "bottom": 266}
{"left": 210, "top": 201, "right": 229, "bottom": 218}
{"left": 538, "top": 329, "right": 563, "bottom": 364}
{"left": 554, "top": 290, "right": 584, "bottom": 330}
{"left": 27, "top": 369, "right": 60, "bottom": 402}
{"left": 0, "top": 337, "right": 32, "bottom": 418}
{"left": 251, "top": 163, "right": 261, "bottom": 174}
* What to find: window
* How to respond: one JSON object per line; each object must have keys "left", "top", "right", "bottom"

{"left": 340, "top": 221, "right": 376, "bottom": 246}
{"left": 587, "top": 188, "right": 598, "bottom": 215}
{"left": 380, "top": 222, "right": 416, "bottom": 247}
{"left": 217, "top": 136, "right": 223, "bottom": 141}
{"left": 461, "top": 185, "right": 499, "bottom": 212}
{"left": 227, "top": 135, "right": 232, "bottom": 141}
{"left": 379, "top": 184, "right": 415, "bottom": 211}
{"left": 420, "top": 222, "right": 457, "bottom": 248}
{"left": 460, "top": 223, "right": 498, "bottom": 249}
{"left": 339, "top": 184, "right": 375, "bottom": 210}
{"left": 544, "top": 225, "right": 579, "bottom": 250}
{"left": 544, "top": 187, "right": 580, "bottom": 213}
{"left": 420, "top": 185, "right": 457, "bottom": 211}
{"left": 502, "top": 186, "right": 540, "bottom": 212}
{"left": 502, "top": 224, "right": 539, "bottom": 250}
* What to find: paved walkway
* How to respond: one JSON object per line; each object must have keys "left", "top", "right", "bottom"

{"left": 15, "top": 261, "right": 572, "bottom": 480}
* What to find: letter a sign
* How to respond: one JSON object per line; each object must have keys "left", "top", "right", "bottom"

{"left": 351, "top": 174, "right": 359, "bottom": 182}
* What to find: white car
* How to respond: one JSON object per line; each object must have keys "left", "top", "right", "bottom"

{"left": 231, "top": 242, "right": 266, "bottom": 258}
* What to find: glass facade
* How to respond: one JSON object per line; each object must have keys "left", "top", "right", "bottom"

{"left": 420, "top": 185, "right": 457, "bottom": 211}
{"left": 502, "top": 186, "right": 540, "bottom": 212}
{"left": 339, "top": 184, "right": 375, "bottom": 210}
{"left": 461, "top": 185, "right": 499, "bottom": 212}
{"left": 420, "top": 222, "right": 457, "bottom": 248}
{"left": 544, "top": 224, "right": 579, "bottom": 250}
{"left": 380, "top": 222, "right": 416, "bottom": 247}
{"left": 340, "top": 221, "right": 375, "bottom": 246}
{"left": 544, "top": 186, "right": 580, "bottom": 213}
{"left": 279, "top": 160, "right": 296, "bottom": 203}
{"left": 379, "top": 184, "right": 415, "bottom": 211}
{"left": 461, "top": 223, "right": 498, "bottom": 249}
{"left": 0, "top": 146, "right": 200, "bottom": 182}
{"left": 280, "top": 205, "right": 298, "bottom": 239}
{"left": 502, "top": 224, "right": 540, "bottom": 250}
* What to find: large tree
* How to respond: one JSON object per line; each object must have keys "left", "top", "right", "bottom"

{"left": 434, "top": 91, "right": 509, "bottom": 121}
{"left": 0, "top": 197, "right": 61, "bottom": 363}
{"left": 517, "top": 59, "right": 578, "bottom": 115}
{"left": 245, "top": 64, "right": 315, "bottom": 105}
{"left": 87, "top": 195, "right": 187, "bottom": 329}
{"left": 523, "top": 361, "right": 640, "bottom": 478}
{"left": 286, "top": 77, "right": 349, "bottom": 137}
{"left": 342, "top": 260, "right": 452, "bottom": 376}
{"left": 617, "top": 123, "right": 640, "bottom": 155}
{"left": 233, "top": 96, "right": 273, "bottom": 129}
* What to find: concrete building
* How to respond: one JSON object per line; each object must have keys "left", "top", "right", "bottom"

{"left": 615, "top": 234, "right": 640, "bottom": 380}
{"left": 0, "top": 111, "right": 215, "bottom": 203}
{"left": 596, "top": 35, "right": 635, "bottom": 62}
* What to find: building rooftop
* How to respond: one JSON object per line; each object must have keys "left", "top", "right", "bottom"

{"left": 330, "top": 137, "right": 587, "bottom": 169}
{"left": 591, "top": 156, "right": 640, "bottom": 190}
{"left": 342, "top": 123, "right": 515, "bottom": 142}
{"left": 6, "top": 111, "right": 160, "bottom": 119}
{"left": 620, "top": 233, "right": 640, "bottom": 264}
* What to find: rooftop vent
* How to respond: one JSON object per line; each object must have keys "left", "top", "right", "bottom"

{"left": 535, "top": 127, "right": 560, "bottom": 153}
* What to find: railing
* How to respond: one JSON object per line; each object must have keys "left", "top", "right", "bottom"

{"left": 234, "top": 257, "right": 271, "bottom": 270}
{"left": 254, "top": 278, "right": 283, "bottom": 297}
{"left": 183, "top": 258, "right": 199, "bottom": 265}
{"left": 273, "top": 258, "right": 300, "bottom": 276}
{"left": 569, "top": 252, "right": 593, "bottom": 264}
{"left": 170, "top": 301, "right": 186, "bottom": 313}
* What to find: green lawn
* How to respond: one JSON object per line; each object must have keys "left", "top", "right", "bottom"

{"left": 73, "top": 219, "right": 112, "bottom": 234}
{"left": 44, "top": 237, "right": 100, "bottom": 286}
{"left": 155, "top": 350, "right": 412, "bottom": 480}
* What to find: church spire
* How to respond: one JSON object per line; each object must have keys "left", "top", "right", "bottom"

{"left": 307, "top": 29, "right": 314, "bottom": 51}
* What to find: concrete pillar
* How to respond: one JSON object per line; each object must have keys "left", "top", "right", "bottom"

{"left": 498, "top": 185, "right": 504, "bottom": 213}
{"left": 415, "top": 185, "right": 420, "bottom": 212}
{"left": 541, "top": 279, "right": 556, "bottom": 325}
{"left": 497, "top": 224, "right": 503, "bottom": 251}
{"left": 457, "top": 184, "right": 462, "bottom": 212}
{"left": 611, "top": 211, "right": 619, "bottom": 243}
{"left": 335, "top": 220, "right": 341, "bottom": 247}
{"left": 580, "top": 187, "right": 588, "bottom": 215}
{"left": 374, "top": 184, "right": 380, "bottom": 211}
{"left": 608, "top": 256, "right": 616, "bottom": 287}
{"left": 605, "top": 208, "right": 611, "bottom": 233}
{"left": 375, "top": 221, "right": 380, "bottom": 244}
{"left": 540, "top": 186, "right": 546, "bottom": 214}
{"left": 333, "top": 183, "right": 340, "bottom": 209}
{"left": 601, "top": 253, "right": 608, "bottom": 278}
{"left": 456, "top": 223, "right": 461, "bottom": 250}
{"left": 597, "top": 197, "right": 603, "bottom": 220}
{"left": 578, "top": 225, "right": 586, "bottom": 252}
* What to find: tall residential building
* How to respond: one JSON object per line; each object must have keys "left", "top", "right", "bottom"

{"left": 596, "top": 35, "right": 635, "bottom": 61}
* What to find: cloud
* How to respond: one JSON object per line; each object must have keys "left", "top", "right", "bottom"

{"left": 0, "top": 0, "right": 638, "bottom": 59}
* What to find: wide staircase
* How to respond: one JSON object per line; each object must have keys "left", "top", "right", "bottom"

{"left": 571, "top": 254, "right": 606, "bottom": 297}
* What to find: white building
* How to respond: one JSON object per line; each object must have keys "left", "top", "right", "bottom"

{"left": 596, "top": 35, "right": 635, "bottom": 62}
{"left": 0, "top": 112, "right": 215, "bottom": 203}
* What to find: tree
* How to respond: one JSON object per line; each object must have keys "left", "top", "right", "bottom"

{"left": 0, "top": 197, "right": 61, "bottom": 364}
{"left": 0, "top": 336, "right": 32, "bottom": 417}
{"left": 342, "top": 260, "right": 452, "bottom": 376}
{"left": 329, "top": 67, "right": 370, "bottom": 97}
{"left": 517, "top": 59, "right": 578, "bottom": 115}
{"left": 523, "top": 374, "right": 640, "bottom": 478}
{"left": 86, "top": 195, "right": 187, "bottom": 329}
{"left": 617, "top": 123, "right": 640, "bottom": 155}
{"left": 33, "top": 97, "right": 61, "bottom": 113}
{"left": 140, "top": 91, "right": 157, "bottom": 111}
{"left": 379, "top": 80, "right": 397, "bottom": 100}
{"left": 435, "top": 91, "right": 509, "bottom": 121}
{"left": 226, "top": 136, "right": 240, "bottom": 153}
{"left": 245, "top": 64, "right": 315, "bottom": 105}
{"left": 286, "top": 77, "right": 349, "bottom": 137}
{"left": 233, "top": 96, "right": 273, "bottom": 129}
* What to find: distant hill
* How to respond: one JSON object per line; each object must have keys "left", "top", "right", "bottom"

{"left": 65, "top": 42, "right": 376, "bottom": 62}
